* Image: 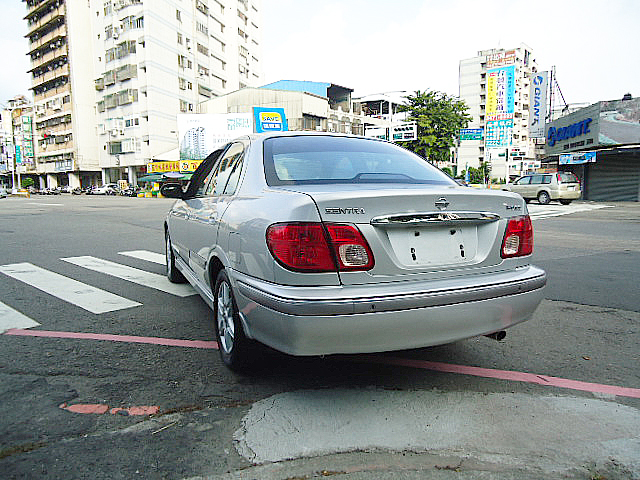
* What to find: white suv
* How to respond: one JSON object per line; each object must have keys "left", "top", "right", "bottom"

{"left": 503, "top": 172, "right": 581, "bottom": 205}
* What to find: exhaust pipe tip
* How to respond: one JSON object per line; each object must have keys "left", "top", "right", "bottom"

{"left": 484, "top": 330, "right": 506, "bottom": 341}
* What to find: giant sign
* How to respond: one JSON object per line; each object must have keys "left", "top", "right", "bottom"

{"left": 528, "top": 71, "right": 548, "bottom": 138}
{"left": 544, "top": 103, "right": 600, "bottom": 156}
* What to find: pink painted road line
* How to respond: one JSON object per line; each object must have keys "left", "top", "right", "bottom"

{"left": 4, "top": 328, "right": 640, "bottom": 399}
{"left": 3, "top": 328, "right": 218, "bottom": 349}
{"left": 59, "top": 403, "right": 159, "bottom": 415}
{"left": 361, "top": 355, "right": 640, "bottom": 399}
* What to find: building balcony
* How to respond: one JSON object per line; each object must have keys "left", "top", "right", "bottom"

{"left": 32, "top": 64, "right": 70, "bottom": 88}
{"left": 29, "top": 23, "right": 67, "bottom": 51}
{"left": 26, "top": 4, "right": 65, "bottom": 35}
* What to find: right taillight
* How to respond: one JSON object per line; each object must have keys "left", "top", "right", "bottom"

{"left": 501, "top": 215, "right": 533, "bottom": 258}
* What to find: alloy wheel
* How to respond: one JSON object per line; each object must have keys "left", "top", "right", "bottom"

{"left": 216, "top": 280, "right": 235, "bottom": 354}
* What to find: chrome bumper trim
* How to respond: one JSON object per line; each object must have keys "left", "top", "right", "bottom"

{"left": 236, "top": 268, "right": 546, "bottom": 317}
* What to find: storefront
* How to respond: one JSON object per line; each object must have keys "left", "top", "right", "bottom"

{"left": 542, "top": 97, "right": 640, "bottom": 201}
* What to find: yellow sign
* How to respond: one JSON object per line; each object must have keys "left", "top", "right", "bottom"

{"left": 147, "top": 160, "right": 202, "bottom": 173}
{"left": 148, "top": 161, "right": 180, "bottom": 173}
{"left": 179, "top": 160, "right": 202, "bottom": 172}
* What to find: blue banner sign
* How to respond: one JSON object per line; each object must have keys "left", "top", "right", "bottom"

{"left": 253, "top": 107, "right": 288, "bottom": 133}
{"left": 559, "top": 151, "right": 596, "bottom": 165}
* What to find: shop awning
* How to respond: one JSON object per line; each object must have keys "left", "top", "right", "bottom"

{"left": 138, "top": 173, "right": 164, "bottom": 182}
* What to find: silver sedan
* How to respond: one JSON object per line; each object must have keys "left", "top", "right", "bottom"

{"left": 162, "top": 132, "right": 546, "bottom": 370}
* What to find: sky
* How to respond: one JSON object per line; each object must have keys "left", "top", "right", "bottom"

{"left": 2, "top": 0, "right": 638, "bottom": 107}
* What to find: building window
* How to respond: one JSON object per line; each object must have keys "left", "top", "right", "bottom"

{"left": 197, "top": 22, "right": 209, "bottom": 35}
{"left": 176, "top": 9, "right": 181, "bottom": 21}
{"left": 197, "top": 43, "right": 209, "bottom": 55}
{"left": 177, "top": 33, "right": 183, "bottom": 44}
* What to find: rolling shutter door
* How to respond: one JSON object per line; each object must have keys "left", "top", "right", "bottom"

{"left": 586, "top": 154, "right": 640, "bottom": 201}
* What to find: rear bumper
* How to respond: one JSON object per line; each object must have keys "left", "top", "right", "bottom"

{"left": 231, "top": 266, "right": 546, "bottom": 356}
{"left": 556, "top": 190, "right": 581, "bottom": 200}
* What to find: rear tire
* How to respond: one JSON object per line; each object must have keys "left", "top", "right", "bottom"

{"left": 559, "top": 199, "right": 572, "bottom": 205}
{"left": 166, "top": 232, "right": 187, "bottom": 283}
{"left": 537, "top": 191, "right": 551, "bottom": 205}
{"left": 214, "top": 270, "right": 251, "bottom": 371}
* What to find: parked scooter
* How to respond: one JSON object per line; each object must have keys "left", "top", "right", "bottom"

{"left": 120, "top": 185, "right": 141, "bottom": 197}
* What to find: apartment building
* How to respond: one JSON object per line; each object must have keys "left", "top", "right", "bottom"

{"left": 23, "top": 0, "right": 263, "bottom": 188}
{"left": 458, "top": 44, "right": 539, "bottom": 180}
{"left": 25, "top": 0, "right": 100, "bottom": 188}
{"left": 0, "top": 96, "right": 36, "bottom": 188}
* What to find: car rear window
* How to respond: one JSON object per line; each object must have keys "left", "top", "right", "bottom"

{"left": 263, "top": 136, "right": 456, "bottom": 186}
{"left": 558, "top": 172, "right": 578, "bottom": 184}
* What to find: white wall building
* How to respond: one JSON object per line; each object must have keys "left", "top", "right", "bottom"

{"left": 23, "top": 0, "right": 263, "bottom": 187}
{"left": 458, "top": 44, "right": 539, "bottom": 180}
{"left": 198, "top": 83, "right": 391, "bottom": 135}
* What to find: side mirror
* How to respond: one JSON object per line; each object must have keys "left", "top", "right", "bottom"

{"left": 160, "top": 182, "right": 184, "bottom": 199}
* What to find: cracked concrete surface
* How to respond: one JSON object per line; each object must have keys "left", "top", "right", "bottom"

{"left": 233, "top": 389, "right": 640, "bottom": 477}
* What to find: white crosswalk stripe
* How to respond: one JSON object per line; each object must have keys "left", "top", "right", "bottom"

{"left": 528, "top": 203, "right": 612, "bottom": 220}
{"left": 62, "top": 256, "right": 195, "bottom": 297}
{"left": 0, "top": 301, "right": 41, "bottom": 334}
{"left": 119, "top": 250, "right": 166, "bottom": 265}
{"left": 0, "top": 263, "right": 141, "bottom": 314}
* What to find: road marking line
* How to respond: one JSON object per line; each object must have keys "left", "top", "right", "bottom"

{"left": 5, "top": 328, "right": 639, "bottom": 399}
{"left": 62, "top": 256, "right": 195, "bottom": 297}
{"left": 119, "top": 250, "right": 165, "bottom": 265}
{"left": 0, "top": 301, "right": 40, "bottom": 334}
{"left": 0, "top": 263, "right": 141, "bottom": 314}
{"left": 361, "top": 355, "right": 640, "bottom": 399}
{"left": 59, "top": 403, "right": 159, "bottom": 415}
{"left": 3, "top": 329, "right": 217, "bottom": 349}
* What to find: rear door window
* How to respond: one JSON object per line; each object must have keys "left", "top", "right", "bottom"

{"left": 542, "top": 175, "right": 552, "bottom": 184}
{"left": 530, "top": 175, "right": 544, "bottom": 184}
{"left": 558, "top": 172, "right": 578, "bottom": 184}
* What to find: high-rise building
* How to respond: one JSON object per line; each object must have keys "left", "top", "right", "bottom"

{"left": 23, "top": 0, "right": 263, "bottom": 188}
{"left": 25, "top": 0, "right": 100, "bottom": 189}
{"left": 458, "top": 44, "right": 539, "bottom": 181}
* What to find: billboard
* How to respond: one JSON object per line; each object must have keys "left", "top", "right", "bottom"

{"left": 485, "top": 119, "right": 514, "bottom": 147}
{"left": 486, "top": 65, "right": 515, "bottom": 118}
{"left": 529, "top": 71, "right": 548, "bottom": 138}
{"left": 253, "top": 107, "right": 288, "bottom": 133}
{"left": 599, "top": 97, "right": 640, "bottom": 145}
{"left": 459, "top": 128, "right": 483, "bottom": 141}
{"left": 486, "top": 50, "right": 516, "bottom": 69}
{"left": 177, "top": 113, "right": 253, "bottom": 161}
{"left": 486, "top": 64, "right": 515, "bottom": 148}
{"left": 559, "top": 152, "right": 596, "bottom": 165}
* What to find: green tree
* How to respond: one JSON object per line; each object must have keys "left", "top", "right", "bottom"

{"left": 441, "top": 166, "right": 454, "bottom": 178}
{"left": 399, "top": 90, "right": 471, "bottom": 164}
{"left": 21, "top": 177, "right": 34, "bottom": 188}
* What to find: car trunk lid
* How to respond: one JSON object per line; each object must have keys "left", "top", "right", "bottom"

{"left": 281, "top": 184, "right": 525, "bottom": 285}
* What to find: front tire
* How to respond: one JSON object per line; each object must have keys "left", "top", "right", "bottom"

{"left": 165, "top": 232, "right": 186, "bottom": 283}
{"left": 214, "top": 270, "right": 251, "bottom": 371}
{"left": 538, "top": 191, "right": 551, "bottom": 205}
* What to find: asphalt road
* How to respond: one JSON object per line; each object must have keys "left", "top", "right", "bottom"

{"left": 0, "top": 195, "right": 638, "bottom": 479}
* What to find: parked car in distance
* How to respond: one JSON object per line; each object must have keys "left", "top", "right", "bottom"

{"left": 91, "top": 183, "right": 120, "bottom": 195}
{"left": 503, "top": 172, "right": 581, "bottom": 205}
{"left": 162, "top": 132, "right": 546, "bottom": 371}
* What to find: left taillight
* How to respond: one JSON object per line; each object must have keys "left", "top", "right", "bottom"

{"left": 266, "top": 222, "right": 374, "bottom": 272}
{"left": 501, "top": 215, "right": 533, "bottom": 258}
